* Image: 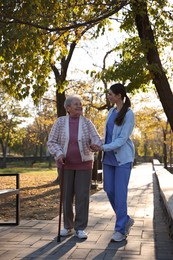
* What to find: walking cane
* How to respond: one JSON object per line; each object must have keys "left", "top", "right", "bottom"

{"left": 57, "top": 162, "right": 65, "bottom": 242}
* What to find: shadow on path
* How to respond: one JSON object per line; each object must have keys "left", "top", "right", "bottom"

{"left": 22, "top": 235, "right": 88, "bottom": 260}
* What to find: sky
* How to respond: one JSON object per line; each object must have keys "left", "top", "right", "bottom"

{"left": 68, "top": 22, "right": 124, "bottom": 81}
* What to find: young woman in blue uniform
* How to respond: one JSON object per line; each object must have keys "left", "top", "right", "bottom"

{"left": 91, "top": 83, "right": 135, "bottom": 242}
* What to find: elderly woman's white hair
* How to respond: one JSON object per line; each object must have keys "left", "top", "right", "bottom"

{"left": 64, "top": 94, "right": 82, "bottom": 110}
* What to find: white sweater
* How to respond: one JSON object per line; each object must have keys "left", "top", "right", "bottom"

{"left": 47, "top": 115, "right": 102, "bottom": 161}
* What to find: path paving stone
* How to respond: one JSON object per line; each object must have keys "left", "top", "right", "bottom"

{"left": 0, "top": 163, "right": 173, "bottom": 259}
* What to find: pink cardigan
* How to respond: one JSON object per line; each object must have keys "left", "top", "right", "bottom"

{"left": 47, "top": 115, "right": 102, "bottom": 162}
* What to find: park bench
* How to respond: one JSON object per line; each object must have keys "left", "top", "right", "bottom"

{"left": 0, "top": 173, "right": 20, "bottom": 225}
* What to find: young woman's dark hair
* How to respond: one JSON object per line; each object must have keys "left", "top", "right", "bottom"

{"left": 110, "top": 83, "right": 131, "bottom": 126}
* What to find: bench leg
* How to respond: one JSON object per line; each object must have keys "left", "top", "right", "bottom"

{"left": 16, "top": 193, "right": 20, "bottom": 225}
{"left": 0, "top": 193, "right": 20, "bottom": 226}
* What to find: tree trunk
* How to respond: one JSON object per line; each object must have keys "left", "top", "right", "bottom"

{"left": 39, "top": 144, "right": 43, "bottom": 158}
{"left": 56, "top": 90, "right": 66, "bottom": 116}
{"left": 0, "top": 141, "right": 7, "bottom": 168}
{"left": 144, "top": 142, "right": 147, "bottom": 161}
{"left": 169, "top": 139, "right": 172, "bottom": 167}
{"left": 163, "top": 130, "right": 167, "bottom": 169}
{"left": 51, "top": 41, "right": 77, "bottom": 116}
{"left": 132, "top": 0, "right": 173, "bottom": 131}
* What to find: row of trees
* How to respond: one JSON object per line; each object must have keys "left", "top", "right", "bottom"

{"left": 1, "top": 0, "right": 173, "bottom": 128}
{"left": 134, "top": 93, "right": 173, "bottom": 168}
{"left": 0, "top": 1, "right": 173, "bottom": 168}
{"left": 0, "top": 87, "right": 172, "bottom": 168}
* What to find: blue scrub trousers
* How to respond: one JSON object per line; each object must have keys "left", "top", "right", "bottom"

{"left": 103, "top": 163, "right": 132, "bottom": 234}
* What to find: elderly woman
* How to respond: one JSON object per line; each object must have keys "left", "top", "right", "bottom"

{"left": 47, "top": 94, "right": 102, "bottom": 239}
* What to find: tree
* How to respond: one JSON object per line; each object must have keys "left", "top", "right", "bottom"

{"left": 88, "top": 0, "right": 173, "bottom": 129}
{"left": 134, "top": 93, "right": 173, "bottom": 166}
{"left": 12, "top": 97, "right": 57, "bottom": 157}
{"left": 0, "top": 0, "right": 173, "bottom": 130}
{"left": 0, "top": 90, "right": 29, "bottom": 167}
{"left": 0, "top": 0, "right": 125, "bottom": 116}
{"left": 132, "top": 0, "right": 173, "bottom": 130}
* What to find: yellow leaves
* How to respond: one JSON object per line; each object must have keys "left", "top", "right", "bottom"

{"left": 1, "top": 168, "right": 59, "bottom": 219}
{"left": 134, "top": 102, "right": 172, "bottom": 158}
{"left": 0, "top": 56, "right": 4, "bottom": 62}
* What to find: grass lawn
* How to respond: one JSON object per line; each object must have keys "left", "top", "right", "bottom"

{"left": 0, "top": 165, "right": 100, "bottom": 222}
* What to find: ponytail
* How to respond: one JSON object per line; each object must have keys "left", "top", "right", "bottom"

{"left": 109, "top": 83, "right": 131, "bottom": 126}
{"left": 115, "top": 95, "right": 131, "bottom": 126}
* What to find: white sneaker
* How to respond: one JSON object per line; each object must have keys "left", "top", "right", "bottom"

{"left": 60, "top": 228, "right": 73, "bottom": 237}
{"left": 75, "top": 230, "right": 88, "bottom": 239}
{"left": 125, "top": 217, "right": 134, "bottom": 235}
{"left": 111, "top": 231, "right": 126, "bottom": 242}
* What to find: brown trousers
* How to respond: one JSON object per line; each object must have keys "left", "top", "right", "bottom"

{"left": 59, "top": 169, "right": 92, "bottom": 231}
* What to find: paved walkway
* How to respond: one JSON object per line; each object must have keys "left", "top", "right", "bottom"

{"left": 0, "top": 163, "right": 173, "bottom": 260}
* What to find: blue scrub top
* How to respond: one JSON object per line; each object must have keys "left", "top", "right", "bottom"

{"left": 103, "top": 108, "right": 119, "bottom": 166}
